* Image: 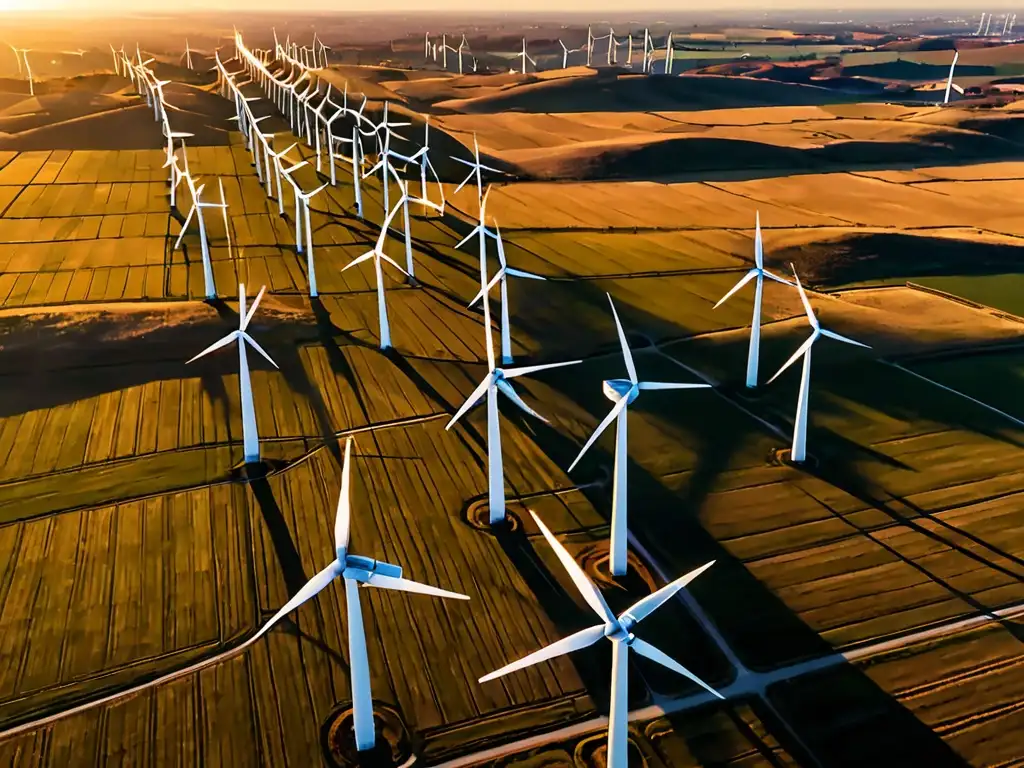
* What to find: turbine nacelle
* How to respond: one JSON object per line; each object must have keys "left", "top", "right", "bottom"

{"left": 603, "top": 378, "right": 638, "bottom": 405}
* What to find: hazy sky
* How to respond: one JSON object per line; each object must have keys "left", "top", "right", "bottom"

{"left": 0, "top": 0, "right": 997, "bottom": 12}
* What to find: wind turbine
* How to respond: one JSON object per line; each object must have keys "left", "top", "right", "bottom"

{"left": 985, "top": 13, "right": 993, "bottom": 36}
{"left": 767, "top": 266, "right": 870, "bottom": 464}
{"left": 342, "top": 198, "right": 410, "bottom": 349}
{"left": 976, "top": 12, "right": 987, "bottom": 35}
{"left": 447, "top": 250, "right": 580, "bottom": 526}
{"left": 469, "top": 223, "right": 544, "bottom": 365}
{"left": 518, "top": 38, "right": 536, "bottom": 75}
{"left": 415, "top": 117, "right": 445, "bottom": 215}
{"left": 187, "top": 285, "right": 277, "bottom": 464}
{"left": 19, "top": 49, "right": 34, "bottom": 96}
{"left": 480, "top": 510, "right": 722, "bottom": 768}
{"left": 943, "top": 50, "right": 963, "bottom": 104}
{"left": 174, "top": 180, "right": 224, "bottom": 299}
{"left": 452, "top": 133, "right": 502, "bottom": 200}
{"left": 9, "top": 43, "right": 22, "bottom": 76}
{"left": 558, "top": 40, "right": 583, "bottom": 69}
{"left": 568, "top": 294, "right": 710, "bottom": 576}
{"left": 291, "top": 176, "right": 329, "bottom": 297}
{"left": 252, "top": 436, "right": 469, "bottom": 751}
{"left": 712, "top": 211, "right": 791, "bottom": 388}
{"left": 182, "top": 39, "right": 194, "bottom": 70}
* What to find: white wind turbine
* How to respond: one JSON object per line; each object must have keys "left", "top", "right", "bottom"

{"left": 8, "top": 43, "right": 22, "bottom": 76}
{"left": 452, "top": 133, "right": 502, "bottom": 200}
{"left": 481, "top": 510, "right": 722, "bottom": 768}
{"left": 182, "top": 39, "right": 194, "bottom": 70}
{"left": 569, "top": 294, "right": 710, "bottom": 576}
{"left": 767, "top": 266, "right": 870, "bottom": 463}
{"left": 518, "top": 38, "right": 536, "bottom": 75}
{"left": 712, "top": 211, "right": 792, "bottom": 388}
{"left": 976, "top": 12, "right": 987, "bottom": 35}
{"left": 252, "top": 437, "right": 469, "bottom": 751}
{"left": 187, "top": 284, "right": 278, "bottom": 464}
{"left": 291, "top": 175, "right": 329, "bottom": 297}
{"left": 18, "top": 49, "right": 34, "bottom": 96}
{"left": 469, "top": 223, "right": 544, "bottom": 365}
{"left": 558, "top": 40, "right": 583, "bottom": 69}
{"left": 342, "top": 198, "right": 410, "bottom": 349}
{"left": 174, "top": 178, "right": 225, "bottom": 299}
{"left": 943, "top": 50, "right": 963, "bottom": 104}
{"left": 447, "top": 254, "right": 580, "bottom": 526}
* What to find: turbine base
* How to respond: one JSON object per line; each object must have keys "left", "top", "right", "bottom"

{"left": 770, "top": 448, "right": 819, "bottom": 470}
{"left": 574, "top": 730, "right": 647, "bottom": 767}
{"left": 461, "top": 497, "right": 524, "bottom": 535}
{"left": 230, "top": 457, "right": 290, "bottom": 482}
{"left": 321, "top": 701, "right": 412, "bottom": 768}
{"left": 577, "top": 543, "right": 657, "bottom": 597}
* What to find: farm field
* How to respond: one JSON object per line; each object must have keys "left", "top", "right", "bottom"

{"left": 0, "top": 11, "right": 1023, "bottom": 768}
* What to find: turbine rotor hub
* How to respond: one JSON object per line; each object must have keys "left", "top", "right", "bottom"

{"left": 603, "top": 379, "right": 637, "bottom": 405}
{"left": 605, "top": 620, "right": 633, "bottom": 644}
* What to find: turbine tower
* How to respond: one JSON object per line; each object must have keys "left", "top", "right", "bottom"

{"left": 446, "top": 254, "right": 580, "bottom": 526}
{"left": 518, "top": 37, "right": 536, "bottom": 75}
{"left": 469, "top": 223, "right": 545, "bottom": 365}
{"left": 480, "top": 511, "right": 722, "bottom": 768}
{"left": 252, "top": 437, "right": 469, "bottom": 751}
{"left": 712, "top": 211, "right": 791, "bottom": 388}
{"left": 944, "top": 50, "right": 960, "bottom": 104}
{"left": 187, "top": 285, "right": 278, "bottom": 465}
{"left": 767, "top": 266, "right": 870, "bottom": 463}
{"left": 568, "top": 295, "right": 709, "bottom": 576}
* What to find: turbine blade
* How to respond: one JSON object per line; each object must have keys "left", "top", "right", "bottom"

{"left": 335, "top": 437, "right": 353, "bottom": 554}
{"left": 251, "top": 561, "right": 340, "bottom": 642}
{"left": 496, "top": 378, "right": 545, "bottom": 422}
{"left": 342, "top": 250, "right": 375, "bottom": 272}
{"left": 468, "top": 269, "right": 504, "bottom": 307}
{"left": 637, "top": 381, "right": 711, "bottom": 391}
{"left": 379, "top": 251, "right": 410, "bottom": 277}
{"left": 791, "top": 265, "right": 818, "bottom": 330}
{"left": 820, "top": 329, "right": 871, "bottom": 349}
{"left": 713, "top": 269, "right": 758, "bottom": 309}
{"left": 242, "top": 285, "right": 265, "bottom": 331}
{"left": 187, "top": 331, "right": 239, "bottom": 363}
{"left": 754, "top": 210, "right": 764, "bottom": 270}
{"left": 622, "top": 561, "right": 715, "bottom": 624}
{"left": 445, "top": 376, "right": 491, "bottom": 430}
{"left": 568, "top": 396, "right": 629, "bottom": 472}
{"left": 242, "top": 332, "right": 279, "bottom": 369}
{"left": 629, "top": 637, "right": 724, "bottom": 700}
{"left": 503, "top": 359, "right": 582, "bottom": 379}
{"left": 455, "top": 225, "right": 482, "bottom": 251}
{"left": 478, "top": 624, "right": 605, "bottom": 683}
{"left": 767, "top": 332, "right": 817, "bottom": 385}
{"left": 505, "top": 267, "right": 545, "bottom": 281}
{"left": 530, "top": 510, "right": 616, "bottom": 624}
{"left": 362, "top": 573, "right": 470, "bottom": 600}
{"left": 607, "top": 294, "right": 637, "bottom": 384}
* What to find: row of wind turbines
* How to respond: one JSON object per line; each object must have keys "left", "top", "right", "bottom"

{"left": 109, "top": 30, "right": 869, "bottom": 764}
{"left": 151, "top": 31, "right": 729, "bottom": 761}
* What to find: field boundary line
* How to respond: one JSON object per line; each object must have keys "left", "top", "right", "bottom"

{"left": 886, "top": 361, "right": 1024, "bottom": 430}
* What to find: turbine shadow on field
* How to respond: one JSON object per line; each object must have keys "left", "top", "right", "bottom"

{"left": 249, "top": 474, "right": 310, "bottom": 598}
